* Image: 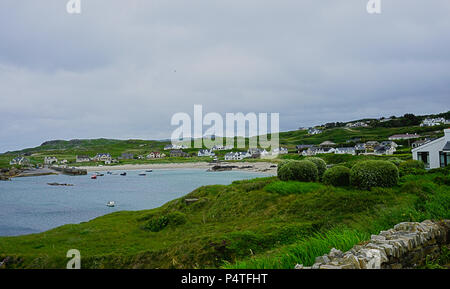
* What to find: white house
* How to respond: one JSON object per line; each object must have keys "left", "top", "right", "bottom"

{"left": 44, "top": 156, "right": 58, "bottom": 165}
{"left": 346, "top": 121, "right": 369, "bottom": 128}
{"left": 301, "top": 147, "right": 335, "bottom": 156}
{"left": 76, "top": 155, "right": 91, "bottom": 163}
{"left": 10, "top": 156, "right": 30, "bottom": 166}
{"left": 93, "top": 153, "right": 112, "bottom": 163}
{"left": 211, "top": 144, "right": 233, "bottom": 151}
{"left": 198, "top": 149, "right": 215, "bottom": 157}
{"left": 335, "top": 147, "right": 356, "bottom": 155}
{"left": 374, "top": 145, "right": 396, "bottom": 156}
{"left": 272, "top": 147, "right": 288, "bottom": 155}
{"left": 412, "top": 128, "right": 450, "bottom": 169}
{"left": 308, "top": 128, "right": 322, "bottom": 135}
{"left": 380, "top": 141, "right": 398, "bottom": 148}
{"left": 224, "top": 151, "right": 251, "bottom": 161}
{"left": 420, "top": 118, "right": 446, "bottom": 127}
{"left": 147, "top": 152, "right": 165, "bottom": 159}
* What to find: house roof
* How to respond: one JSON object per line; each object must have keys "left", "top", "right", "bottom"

{"left": 411, "top": 135, "right": 445, "bottom": 152}
{"left": 443, "top": 142, "right": 450, "bottom": 152}
{"left": 320, "top": 141, "right": 336, "bottom": 146}
{"left": 336, "top": 147, "right": 355, "bottom": 151}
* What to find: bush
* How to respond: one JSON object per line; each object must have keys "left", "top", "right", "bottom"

{"left": 305, "top": 157, "right": 327, "bottom": 179}
{"left": 350, "top": 160, "right": 399, "bottom": 189}
{"left": 278, "top": 160, "right": 318, "bottom": 182}
{"left": 388, "top": 158, "right": 404, "bottom": 167}
{"left": 145, "top": 215, "right": 169, "bottom": 232}
{"left": 322, "top": 166, "right": 351, "bottom": 187}
{"left": 277, "top": 159, "right": 296, "bottom": 176}
{"left": 167, "top": 211, "right": 187, "bottom": 226}
{"left": 399, "top": 160, "right": 426, "bottom": 177}
{"left": 400, "top": 160, "right": 426, "bottom": 170}
{"left": 433, "top": 175, "right": 450, "bottom": 186}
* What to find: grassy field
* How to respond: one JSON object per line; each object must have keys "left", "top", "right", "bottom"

{"left": 1, "top": 165, "right": 448, "bottom": 269}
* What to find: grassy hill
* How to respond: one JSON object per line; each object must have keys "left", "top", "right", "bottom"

{"left": 0, "top": 122, "right": 447, "bottom": 169}
{"left": 1, "top": 166, "right": 449, "bottom": 269}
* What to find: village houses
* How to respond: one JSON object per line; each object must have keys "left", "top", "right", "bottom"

{"left": 76, "top": 155, "right": 91, "bottom": 163}
{"left": 146, "top": 152, "right": 166, "bottom": 159}
{"left": 44, "top": 156, "right": 58, "bottom": 165}
{"left": 198, "top": 149, "right": 215, "bottom": 157}
{"left": 9, "top": 156, "right": 30, "bottom": 166}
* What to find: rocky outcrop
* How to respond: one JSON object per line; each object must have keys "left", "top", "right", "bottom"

{"left": 0, "top": 167, "right": 21, "bottom": 180}
{"left": 296, "top": 220, "right": 450, "bottom": 269}
{"left": 51, "top": 166, "right": 87, "bottom": 175}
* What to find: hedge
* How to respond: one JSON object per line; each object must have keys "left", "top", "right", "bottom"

{"left": 278, "top": 160, "right": 318, "bottom": 182}
{"left": 350, "top": 160, "right": 399, "bottom": 189}
{"left": 322, "top": 166, "right": 351, "bottom": 187}
{"left": 305, "top": 157, "right": 327, "bottom": 179}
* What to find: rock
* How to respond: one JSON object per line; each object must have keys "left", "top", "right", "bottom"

{"left": 329, "top": 248, "right": 343, "bottom": 258}
{"left": 315, "top": 255, "right": 330, "bottom": 264}
{"left": 294, "top": 264, "right": 303, "bottom": 269}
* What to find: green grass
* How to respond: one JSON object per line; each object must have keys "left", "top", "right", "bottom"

{"left": 1, "top": 166, "right": 449, "bottom": 269}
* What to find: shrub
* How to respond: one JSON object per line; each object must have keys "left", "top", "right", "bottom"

{"left": 167, "top": 211, "right": 187, "bottom": 226}
{"left": 277, "top": 159, "right": 295, "bottom": 176}
{"left": 278, "top": 160, "right": 318, "bottom": 182}
{"left": 388, "top": 158, "right": 404, "bottom": 167}
{"left": 400, "top": 160, "right": 426, "bottom": 170}
{"left": 305, "top": 157, "right": 327, "bottom": 179}
{"left": 144, "top": 215, "right": 169, "bottom": 232}
{"left": 350, "top": 160, "right": 399, "bottom": 189}
{"left": 399, "top": 160, "right": 426, "bottom": 177}
{"left": 433, "top": 175, "right": 450, "bottom": 186}
{"left": 322, "top": 166, "right": 351, "bottom": 187}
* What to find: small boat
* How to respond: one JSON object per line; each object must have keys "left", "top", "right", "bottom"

{"left": 97, "top": 173, "right": 104, "bottom": 177}
{"left": 91, "top": 174, "right": 97, "bottom": 179}
{"left": 106, "top": 201, "right": 115, "bottom": 207}
{"left": 107, "top": 171, "right": 112, "bottom": 175}
{"left": 120, "top": 172, "right": 127, "bottom": 176}
{"left": 139, "top": 173, "right": 146, "bottom": 176}
{"left": 145, "top": 170, "right": 153, "bottom": 173}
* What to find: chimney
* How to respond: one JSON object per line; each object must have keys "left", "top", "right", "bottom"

{"left": 445, "top": 128, "right": 450, "bottom": 142}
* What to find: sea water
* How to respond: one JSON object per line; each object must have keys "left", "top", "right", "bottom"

{"left": 0, "top": 169, "right": 269, "bottom": 236}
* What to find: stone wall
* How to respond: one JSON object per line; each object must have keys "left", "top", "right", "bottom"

{"left": 295, "top": 220, "right": 450, "bottom": 269}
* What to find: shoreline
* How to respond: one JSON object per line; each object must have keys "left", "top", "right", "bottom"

{"left": 76, "top": 162, "right": 277, "bottom": 175}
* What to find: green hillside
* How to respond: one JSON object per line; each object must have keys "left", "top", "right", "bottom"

{"left": 0, "top": 121, "right": 448, "bottom": 168}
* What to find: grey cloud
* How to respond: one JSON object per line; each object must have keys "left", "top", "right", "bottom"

{"left": 0, "top": 0, "right": 450, "bottom": 152}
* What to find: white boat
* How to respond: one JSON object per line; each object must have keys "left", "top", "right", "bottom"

{"left": 106, "top": 201, "right": 115, "bottom": 207}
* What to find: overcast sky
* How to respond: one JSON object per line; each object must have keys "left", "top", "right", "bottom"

{"left": 1, "top": 0, "right": 449, "bottom": 152}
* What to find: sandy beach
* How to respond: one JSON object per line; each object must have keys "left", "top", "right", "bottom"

{"left": 76, "top": 162, "right": 277, "bottom": 175}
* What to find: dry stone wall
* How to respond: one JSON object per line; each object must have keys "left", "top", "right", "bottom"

{"left": 295, "top": 220, "right": 450, "bottom": 269}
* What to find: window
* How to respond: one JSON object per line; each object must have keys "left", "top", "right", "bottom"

{"left": 417, "top": 152, "right": 430, "bottom": 168}
{"left": 439, "top": 152, "right": 450, "bottom": 168}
